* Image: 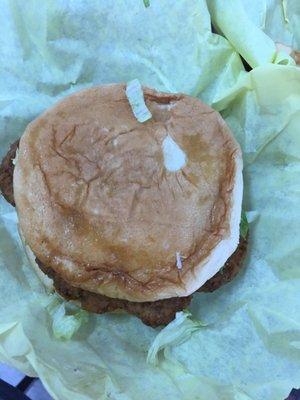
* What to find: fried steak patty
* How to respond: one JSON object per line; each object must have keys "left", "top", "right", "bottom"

{"left": 0, "top": 140, "right": 19, "bottom": 206}
{"left": 0, "top": 140, "right": 248, "bottom": 326}
{"left": 36, "top": 259, "right": 192, "bottom": 327}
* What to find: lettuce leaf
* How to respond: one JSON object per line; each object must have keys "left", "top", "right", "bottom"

{"left": 46, "top": 295, "right": 88, "bottom": 341}
{"left": 240, "top": 211, "right": 249, "bottom": 239}
{"left": 147, "top": 311, "right": 205, "bottom": 366}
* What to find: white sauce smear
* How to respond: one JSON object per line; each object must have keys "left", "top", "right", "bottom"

{"left": 162, "top": 135, "right": 186, "bottom": 172}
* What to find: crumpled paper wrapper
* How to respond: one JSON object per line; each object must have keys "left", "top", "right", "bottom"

{"left": 208, "top": 0, "right": 300, "bottom": 67}
{"left": 0, "top": 1, "right": 299, "bottom": 399}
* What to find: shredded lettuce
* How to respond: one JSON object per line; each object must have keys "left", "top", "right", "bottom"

{"left": 143, "top": 0, "right": 150, "bottom": 7}
{"left": 125, "top": 79, "right": 152, "bottom": 123}
{"left": 147, "top": 311, "right": 206, "bottom": 366}
{"left": 240, "top": 211, "right": 249, "bottom": 240}
{"left": 46, "top": 295, "right": 88, "bottom": 341}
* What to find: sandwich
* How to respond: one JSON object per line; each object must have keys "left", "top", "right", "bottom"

{"left": 0, "top": 83, "right": 247, "bottom": 327}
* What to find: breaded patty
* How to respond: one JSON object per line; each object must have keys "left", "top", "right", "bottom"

{"left": 37, "top": 258, "right": 192, "bottom": 327}
{"left": 0, "top": 140, "right": 247, "bottom": 326}
{"left": 200, "top": 235, "right": 248, "bottom": 293}
{"left": 0, "top": 139, "right": 19, "bottom": 206}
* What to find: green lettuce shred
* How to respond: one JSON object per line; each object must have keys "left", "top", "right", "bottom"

{"left": 143, "top": 0, "right": 150, "bottom": 7}
{"left": 147, "top": 311, "right": 206, "bottom": 366}
{"left": 46, "top": 295, "right": 88, "bottom": 341}
{"left": 240, "top": 211, "right": 249, "bottom": 239}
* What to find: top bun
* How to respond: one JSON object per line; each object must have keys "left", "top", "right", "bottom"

{"left": 14, "top": 84, "right": 243, "bottom": 302}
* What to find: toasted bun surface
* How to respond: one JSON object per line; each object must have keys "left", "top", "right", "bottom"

{"left": 13, "top": 84, "right": 243, "bottom": 302}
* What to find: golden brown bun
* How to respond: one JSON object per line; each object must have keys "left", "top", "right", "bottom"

{"left": 13, "top": 84, "right": 243, "bottom": 301}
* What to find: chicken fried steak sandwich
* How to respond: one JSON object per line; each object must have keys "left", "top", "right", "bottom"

{"left": 0, "top": 83, "right": 248, "bottom": 327}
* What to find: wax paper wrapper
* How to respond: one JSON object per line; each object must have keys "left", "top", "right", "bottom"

{"left": 0, "top": 0, "right": 244, "bottom": 157}
{"left": 208, "top": 0, "right": 300, "bottom": 67}
{"left": 0, "top": 1, "right": 300, "bottom": 400}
